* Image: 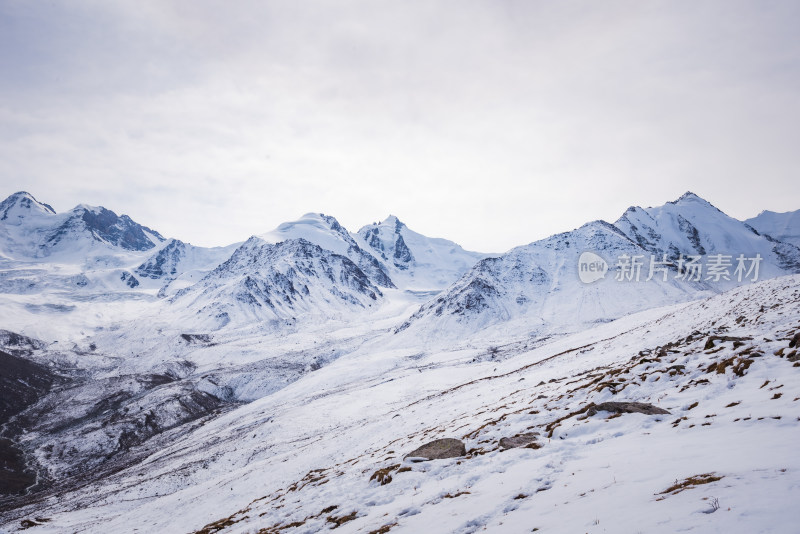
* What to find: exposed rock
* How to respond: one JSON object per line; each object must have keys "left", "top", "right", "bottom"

{"left": 404, "top": 438, "right": 465, "bottom": 460}
{"left": 586, "top": 401, "right": 670, "bottom": 416}
{"left": 137, "top": 239, "right": 186, "bottom": 279}
{"left": 499, "top": 433, "right": 540, "bottom": 450}
{"left": 120, "top": 271, "right": 140, "bottom": 288}
{"left": 181, "top": 333, "right": 213, "bottom": 345}
{"left": 0, "top": 350, "right": 60, "bottom": 425}
{"left": 704, "top": 335, "right": 753, "bottom": 350}
{"left": 0, "top": 330, "right": 46, "bottom": 357}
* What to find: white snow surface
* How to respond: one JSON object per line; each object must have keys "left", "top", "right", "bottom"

{"left": 745, "top": 209, "right": 800, "bottom": 248}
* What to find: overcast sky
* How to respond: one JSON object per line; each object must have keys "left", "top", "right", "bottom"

{"left": 1, "top": 1, "right": 798, "bottom": 252}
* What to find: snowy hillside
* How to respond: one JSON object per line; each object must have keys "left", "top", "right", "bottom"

{"left": 3, "top": 274, "right": 798, "bottom": 533}
{"left": 355, "top": 215, "right": 488, "bottom": 291}
{"left": 745, "top": 208, "right": 800, "bottom": 248}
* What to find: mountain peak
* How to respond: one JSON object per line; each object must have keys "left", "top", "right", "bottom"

{"left": 264, "top": 213, "right": 351, "bottom": 252}
{"left": 670, "top": 191, "right": 713, "bottom": 206}
{"left": 0, "top": 191, "right": 56, "bottom": 222}
{"left": 381, "top": 215, "right": 405, "bottom": 229}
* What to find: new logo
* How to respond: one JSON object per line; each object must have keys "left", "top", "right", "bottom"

{"left": 578, "top": 251, "right": 608, "bottom": 284}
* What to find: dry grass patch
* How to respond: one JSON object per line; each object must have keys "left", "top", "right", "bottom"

{"left": 657, "top": 473, "right": 723, "bottom": 498}
{"left": 327, "top": 511, "right": 357, "bottom": 528}
{"left": 368, "top": 523, "right": 398, "bottom": 534}
{"left": 370, "top": 465, "right": 400, "bottom": 486}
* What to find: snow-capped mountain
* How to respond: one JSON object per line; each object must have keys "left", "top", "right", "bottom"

{"left": 745, "top": 208, "right": 800, "bottom": 248}
{"left": 356, "top": 215, "right": 488, "bottom": 291}
{"left": 397, "top": 220, "right": 708, "bottom": 338}
{"left": 0, "top": 192, "right": 171, "bottom": 297}
{"left": 0, "top": 192, "right": 241, "bottom": 299}
{"left": 135, "top": 238, "right": 241, "bottom": 295}
{"left": 0, "top": 191, "right": 164, "bottom": 259}
{"left": 0, "top": 191, "right": 55, "bottom": 222}
{"left": 170, "top": 237, "right": 386, "bottom": 329}
{"left": 399, "top": 193, "right": 800, "bottom": 339}
{"left": 615, "top": 192, "right": 800, "bottom": 278}
{"left": 260, "top": 213, "right": 395, "bottom": 289}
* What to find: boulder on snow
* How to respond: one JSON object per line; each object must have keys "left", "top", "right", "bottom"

{"left": 586, "top": 401, "right": 670, "bottom": 416}
{"left": 404, "top": 438, "right": 466, "bottom": 461}
{"left": 498, "top": 433, "right": 540, "bottom": 450}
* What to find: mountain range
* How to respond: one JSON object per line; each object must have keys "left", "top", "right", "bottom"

{"left": 1, "top": 190, "right": 799, "bottom": 533}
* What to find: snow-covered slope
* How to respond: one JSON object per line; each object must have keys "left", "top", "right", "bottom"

{"left": 745, "top": 208, "right": 800, "bottom": 248}
{"left": 0, "top": 192, "right": 173, "bottom": 299}
{"left": 356, "top": 215, "right": 488, "bottom": 291}
{"left": 5, "top": 274, "right": 798, "bottom": 534}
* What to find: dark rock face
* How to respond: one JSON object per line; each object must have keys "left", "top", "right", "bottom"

{"left": 498, "top": 433, "right": 540, "bottom": 450}
{"left": 348, "top": 244, "right": 396, "bottom": 288}
{"left": 220, "top": 238, "right": 381, "bottom": 307}
{"left": 0, "top": 329, "right": 46, "bottom": 357}
{"left": 136, "top": 239, "right": 186, "bottom": 279}
{"left": 320, "top": 214, "right": 395, "bottom": 288}
{"left": 357, "top": 217, "right": 416, "bottom": 273}
{"left": 0, "top": 349, "right": 63, "bottom": 497}
{"left": 771, "top": 240, "right": 800, "bottom": 272}
{"left": 180, "top": 333, "right": 212, "bottom": 344}
{"left": 397, "top": 259, "right": 508, "bottom": 331}
{"left": 586, "top": 401, "right": 670, "bottom": 416}
{"left": 393, "top": 234, "right": 414, "bottom": 269}
{"left": 790, "top": 332, "right": 800, "bottom": 348}
{"left": 8, "top": 374, "right": 224, "bottom": 495}
{"left": 404, "top": 438, "right": 466, "bottom": 460}
{"left": 120, "top": 271, "right": 140, "bottom": 288}
{"left": 80, "top": 208, "right": 164, "bottom": 251}
{"left": 0, "top": 350, "right": 59, "bottom": 426}
{"left": 677, "top": 215, "right": 706, "bottom": 255}
{"left": 364, "top": 227, "right": 387, "bottom": 260}
{"left": 0, "top": 437, "right": 36, "bottom": 495}
{"left": 46, "top": 207, "right": 164, "bottom": 252}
